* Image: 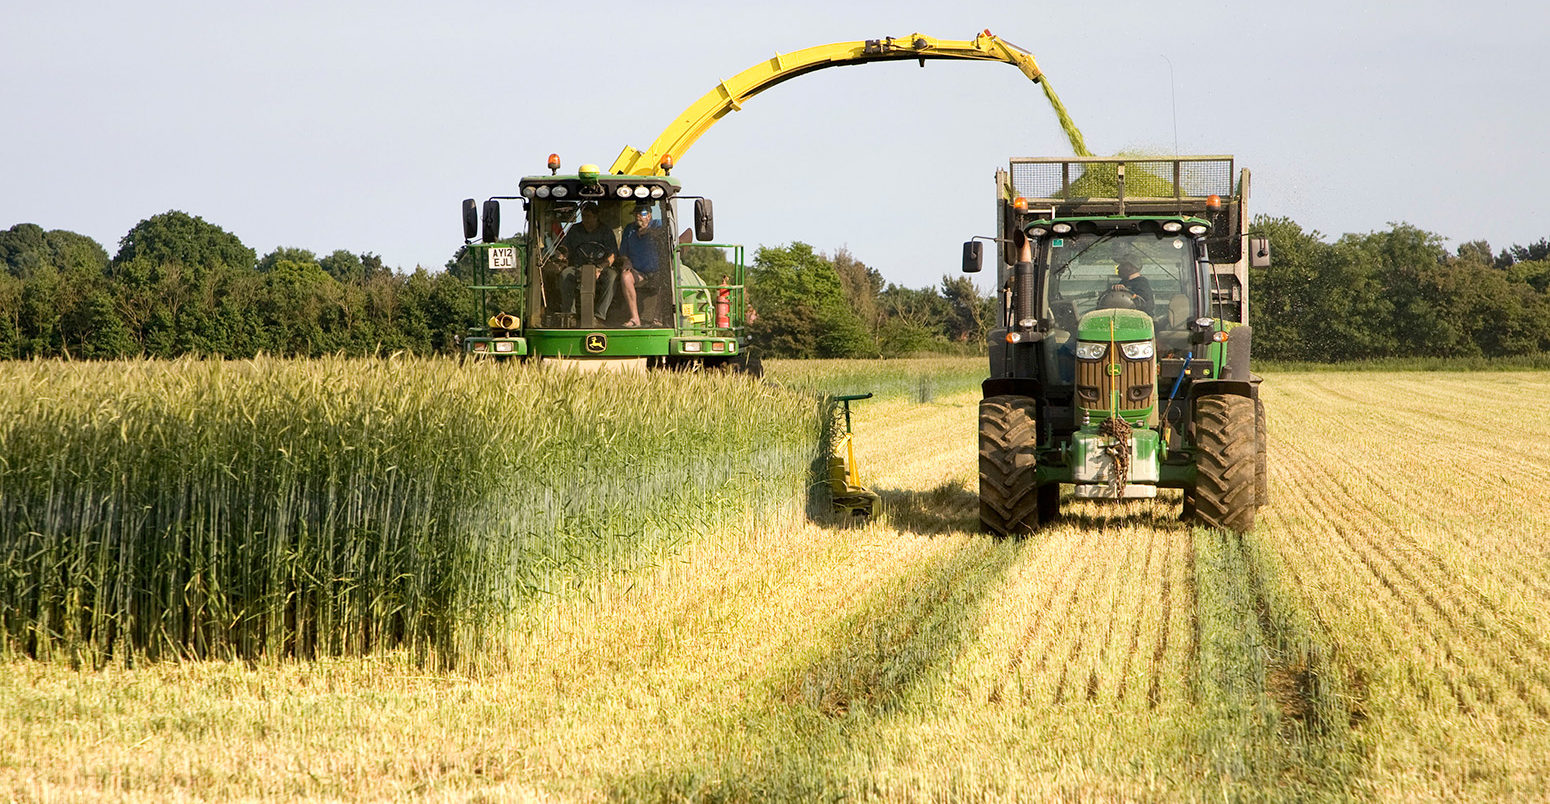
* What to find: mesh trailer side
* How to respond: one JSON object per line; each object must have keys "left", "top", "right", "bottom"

{"left": 1008, "top": 156, "right": 1234, "bottom": 202}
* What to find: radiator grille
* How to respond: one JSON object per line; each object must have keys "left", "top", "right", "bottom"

{"left": 1075, "top": 351, "right": 1155, "bottom": 412}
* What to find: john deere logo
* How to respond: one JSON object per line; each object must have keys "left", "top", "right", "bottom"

{"left": 584, "top": 333, "right": 607, "bottom": 353}
{"left": 1107, "top": 364, "right": 1123, "bottom": 376}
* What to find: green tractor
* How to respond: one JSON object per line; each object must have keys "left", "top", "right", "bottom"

{"left": 962, "top": 156, "right": 1270, "bottom": 534}
{"left": 460, "top": 156, "right": 758, "bottom": 373}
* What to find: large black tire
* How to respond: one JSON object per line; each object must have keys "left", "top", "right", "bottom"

{"left": 1255, "top": 395, "right": 1268, "bottom": 508}
{"left": 979, "top": 396, "right": 1041, "bottom": 536}
{"left": 1191, "top": 394, "right": 1257, "bottom": 533}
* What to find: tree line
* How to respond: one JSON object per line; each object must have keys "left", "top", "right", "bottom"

{"left": 2, "top": 210, "right": 1548, "bottom": 361}
{"left": 0, "top": 212, "right": 474, "bottom": 359}
{"left": 1249, "top": 218, "right": 1550, "bottom": 361}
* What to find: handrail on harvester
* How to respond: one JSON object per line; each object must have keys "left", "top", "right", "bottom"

{"left": 609, "top": 30, "right": 1052, "bottom": 177}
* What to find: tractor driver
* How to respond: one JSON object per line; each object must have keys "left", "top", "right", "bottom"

{"left": 618, "top": 203, "right": 670, "bottom": 327}
{"left": 1110, "top": 255, "right": 1155, "bottom": 314}
{"left": 556, "top": 202, "right": 618, "bottom": 321}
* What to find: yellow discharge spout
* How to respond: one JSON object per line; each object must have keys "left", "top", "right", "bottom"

{"left": 609, "top": 30, "right": 1089, "bottom": 177}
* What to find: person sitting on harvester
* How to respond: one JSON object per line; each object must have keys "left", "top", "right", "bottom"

{"left": 618, "top": 203, "right": 670, "bottom": 327}
{"left": 1110, "top": 255, "right": 1154, "bottom": 314}
{"left": 557, "top": 202, "right": 618, "bottom": 320}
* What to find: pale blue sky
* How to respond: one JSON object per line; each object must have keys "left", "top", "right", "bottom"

{"left": 4, "top": 0, "right": 1546, "bottom": 289}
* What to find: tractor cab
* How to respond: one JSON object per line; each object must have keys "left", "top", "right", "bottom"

{"left": 527, "top": 194, "right": 676, "bottom": 330}
{"left": 1040, "top": 221, "right": 1213, "bottom": 372}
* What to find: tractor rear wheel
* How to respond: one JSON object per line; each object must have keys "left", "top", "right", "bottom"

{"left": 1255, "top": 395, "right": 1268, "bottom": 507}
{"left": 979, "top": 395, "right": 1041, "bottom": 536}
{"left": 1192, "top": 393, "right": 1256, "bottom": 532}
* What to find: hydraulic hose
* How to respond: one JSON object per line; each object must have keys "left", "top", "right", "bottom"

{"left": 1168, "top": 351, "right": 1193, "bottom": 402}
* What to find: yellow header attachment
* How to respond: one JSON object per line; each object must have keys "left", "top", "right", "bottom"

{"left": 610, "top": 30, "right": 1065, "bottom": 176}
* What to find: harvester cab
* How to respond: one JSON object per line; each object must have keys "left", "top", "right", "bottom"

{"left": 964, "top": 156, "right": 1271, "bottom": 534}
{"left": 460, "top": 157, "right": 755, "bottom": 372}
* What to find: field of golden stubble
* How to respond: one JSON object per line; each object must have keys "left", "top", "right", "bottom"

{"left": 1253, "top": 372, "right": 1550, "bottom": 800}
{"left": 2, "top": 368, "right": 1548, "bottom": 801}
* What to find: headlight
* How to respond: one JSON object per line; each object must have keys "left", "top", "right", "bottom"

{"left": 1017, "top": 317, "right": 1037, "bottom": 329}
{"left": 535, "top": 186, "right": 551, "bottom": 198}
{"left": 1028, "top": 227, "right": 1048, "bottom": 237}
{"left": 1121, "top": 341, "right": 1154, "bottom": 360}
{"left": 633, "top": 185, "right": 650, "bottom": 199}
{"left": 1187, "top": 224, "right": 1208, "bottom": 235}
{"left": 521, "top": 186, "right": 536, "bottom": 198}
{"left": 649, "top": 186, "right": 665, "bottom": 199}
{"left": 551, "top": 185, "right": 569, "bottom": 198}
{"left": 1052, "top": 223, "right": 1072, "bottom": 234}
{"left": 1161, "top": 221, "right": 1182, "bottom": 232}
{"left": 615, "top": 185, "right": 633, "bottom": 198}
{"left": 682, "top": 341, "right": 703, "bottom": 353}
{"left": 494, "top": 340, "right": 515, "bottom": 353}
{"left": 1075, "top": 341, "right": 1107, "bottom": 360}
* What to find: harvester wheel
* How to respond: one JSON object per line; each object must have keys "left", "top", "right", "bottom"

{"left": 734, "top": 348, "right": 764, "bottom": 378}
{"left": 1192, "top": 393, "right": 1256, "bottom": 533}
{"left": 979, "top": 395, "right": 1041, "bottom": 536}
{"left": 1255, "top": 395, "right": 1268, "bottom": 508}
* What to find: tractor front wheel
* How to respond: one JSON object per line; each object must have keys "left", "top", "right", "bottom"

{"left": 979, "top": 395, "right": 1042, "bottom": 536}
{"left": 1191, "top": 393, "right": 1256, "bottom": 532}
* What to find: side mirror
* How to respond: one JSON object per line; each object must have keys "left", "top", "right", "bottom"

{"left": 481, "top": 199, "right": 500, "bottom": 244}
{"left": 462, "top": 199, "right": 478, "bottom": 241}
{"left": 1248, "top": 236, "right": 1271, "bottom": 268}
{"left": 694, "top": 198, "right": 714, "bottom": 242}
{"left": 962, "top": 241, "right": 983, "bottom": 273}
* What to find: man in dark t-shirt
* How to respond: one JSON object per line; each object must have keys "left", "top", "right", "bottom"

{"left": 557, "top": 203, "right": 618, "bottom": 320}
{"left": 1112, "top": 256, "right": 1154, "bottom": 314}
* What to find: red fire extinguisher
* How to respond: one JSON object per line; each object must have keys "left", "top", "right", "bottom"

{"left": 715, "top": 275, "right": 731, "bottom": 329}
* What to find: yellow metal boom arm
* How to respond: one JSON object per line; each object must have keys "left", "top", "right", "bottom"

{"left": 609, "top": 30, "right": 1065, "bottom": 176}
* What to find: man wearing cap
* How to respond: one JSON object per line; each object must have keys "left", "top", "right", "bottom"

{"left": 557, "top": 202, "right": 618, "bottom": 321}
{"left": 618, "top": 203, "right": 670, "bottom": 327}
{"left": 1111, "top": 256, "right": 1155, "bottom": 314}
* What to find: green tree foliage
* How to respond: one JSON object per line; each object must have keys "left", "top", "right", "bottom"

{"left": 1505, "top": 238, "right": 1550, "bottom": 266}
{"left": 940, "top": 275, "right": 994, "bottom": 345}
{"left": 0, "top": 214, "right": 485, "bottom": 359}
{"left": 112, "top": 211, "right": 255, "bottom": 272}
{"left": 747, "top": 243, "right": 875, "bottom": 358}
{"left": 1, "top": 223, "right": 110, "bottom": 280}
{"left": 832, "top": 248, "right": 883, "bottom": 333}
{"left": 680, "top": 243, "right": 732, "bottom": 279}
{"left": 256, "top": 246, "right": 317, "bottom": 273}
{"left": 1252, "top": 217, "right": 1550, "bottom": 360}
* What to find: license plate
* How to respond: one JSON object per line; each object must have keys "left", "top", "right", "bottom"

{"left": 487, "top": 246, "right": 517, "bottom": 270}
